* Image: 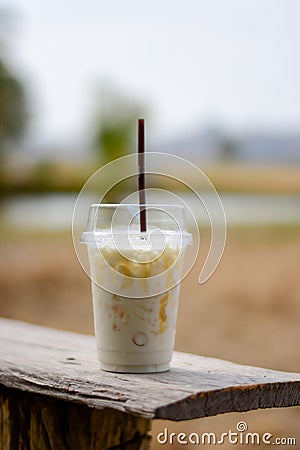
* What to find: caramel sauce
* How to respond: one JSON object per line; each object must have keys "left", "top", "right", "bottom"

{"left": 159, "top": 293, "right": 169, "bottom": 334}
{"left": 98, "top": 244, "right": 180, "bottom": 335}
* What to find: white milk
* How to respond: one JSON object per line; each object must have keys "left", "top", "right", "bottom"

{"left": 88, "top": 241, "right": 184, "bottom": 372}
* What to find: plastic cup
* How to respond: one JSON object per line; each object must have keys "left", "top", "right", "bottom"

{"left": 80, "top": 204, "right": 192, "bottom": 373}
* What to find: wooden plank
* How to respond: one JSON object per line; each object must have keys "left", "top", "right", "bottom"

{"left": 0, "top": 318, "right": 299, "bottom": 421}
{"left": 0, "top": 387, "right": 151, "bottom": 450}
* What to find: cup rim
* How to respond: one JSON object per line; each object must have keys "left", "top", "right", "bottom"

{"left": 89, "top": 203, "right": 185, "bottom": 209}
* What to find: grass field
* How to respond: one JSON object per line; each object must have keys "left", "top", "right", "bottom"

{"left": 2, "top": 161, "right": 300, "bottom": 194}
{"left": 0, "top": 226, "right": 299, "bottom": 448}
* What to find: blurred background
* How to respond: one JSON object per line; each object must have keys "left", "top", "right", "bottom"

{"left": 0, "top": 0, "right": 299, "bottom": 447}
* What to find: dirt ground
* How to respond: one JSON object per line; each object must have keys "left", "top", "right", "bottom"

{"left": 0, "top": 228, "right": 300, "bottom": 449}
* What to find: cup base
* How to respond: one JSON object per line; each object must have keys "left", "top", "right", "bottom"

{"left": 97, "top": 348, "right": 173, "bottom": 373}
{"left": 99, "top": 362, "right": 170, "bottom": 373}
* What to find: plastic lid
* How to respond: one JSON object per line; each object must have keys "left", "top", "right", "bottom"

{"left": 80, "top": 228, "right": 192, "bottom": 248}
{"left": 80, "top": 204, "right": 192, "bottom": 247}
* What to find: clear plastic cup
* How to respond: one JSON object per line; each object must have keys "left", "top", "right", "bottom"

{"left": 80, "top": 204, "right": 192, "bottom": 373}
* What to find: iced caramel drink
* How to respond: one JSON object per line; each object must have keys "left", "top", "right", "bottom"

{"left": 81, "top": 204, "right": 191, "bottom": 373}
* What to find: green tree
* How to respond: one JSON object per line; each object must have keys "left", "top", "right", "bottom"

{"left": 93, "top": 85, "right": 143, "bottom": 165}
{"left": 0, "top": 58, "right": 27, "bottom": 152}
{"left": 220, "top": 136, "right": 237, "bottom": 162}
{"left": 0, "top": 8, "right": 27, "bottom": 154}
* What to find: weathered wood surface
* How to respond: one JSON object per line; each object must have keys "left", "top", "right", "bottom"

{"left": 1, "top": 318, "right": 300, "bottom": 421}
{"left": 0, "top": 387, "right": 151, "bottom": 450}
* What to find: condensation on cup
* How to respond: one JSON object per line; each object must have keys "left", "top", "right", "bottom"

{"left": 80, "top": 204, "right": 192, "bottom": 373}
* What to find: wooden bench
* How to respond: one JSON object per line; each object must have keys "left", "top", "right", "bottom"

{"left": 1, "top": 318, "right": 299, "bottom": 449}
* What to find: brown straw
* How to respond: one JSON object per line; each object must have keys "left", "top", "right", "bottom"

{"left": 138, "top": 118, "right": 147, "bottom": 232}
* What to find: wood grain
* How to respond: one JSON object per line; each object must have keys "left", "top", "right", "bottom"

{"left": 0, "top": 387, "right": 151, "bottom": 450}
{"left": 0, "top": 318, "right": 300, "bottom": 421}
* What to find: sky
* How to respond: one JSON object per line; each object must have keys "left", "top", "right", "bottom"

{"left": 3, "top": 0, "right": 300, "bottom": 153}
